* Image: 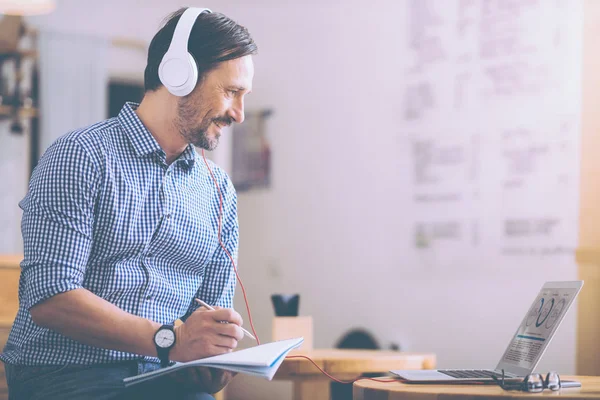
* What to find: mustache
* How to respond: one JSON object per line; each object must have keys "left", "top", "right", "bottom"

{"left": 212, "top": 117, "right": 234, "bottom": 127}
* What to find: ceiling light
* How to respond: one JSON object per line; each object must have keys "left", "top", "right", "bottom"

{"left": 0, "top": 0, "right": 56, "bottom": 16}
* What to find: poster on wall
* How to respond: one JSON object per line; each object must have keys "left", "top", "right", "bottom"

{"left": 231, "top": 109, "right": 273, "bottom": 192}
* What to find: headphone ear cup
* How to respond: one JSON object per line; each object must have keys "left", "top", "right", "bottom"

{"left": 181, "top": 52, "right": 198, "bottom": 96}
{"left": 158, "top": 51, "right": 198, "bottom": 97}
{"left": 158, "top": 7, "right": 210, "bottom": 96}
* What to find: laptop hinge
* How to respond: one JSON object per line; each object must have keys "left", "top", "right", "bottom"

{"left": 494, "top": 369, "right": 519, "bottom": 378}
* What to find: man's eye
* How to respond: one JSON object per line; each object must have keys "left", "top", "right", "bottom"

{"left": 228, "top": 90, "right": 237, "bottom": 96}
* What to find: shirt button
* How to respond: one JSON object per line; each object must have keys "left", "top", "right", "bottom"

{"left": 165, "top": 213, "right": 171, "bottom": 219}
{"left": 146, "top": 295, "right": 153, "bottom": 300}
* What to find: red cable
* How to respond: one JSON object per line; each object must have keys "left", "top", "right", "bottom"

{"left": 202, "top": 150, "right": 261, "bottom": 344}
{"left": 202, "top": 150, "right": 399, "bottom": 385}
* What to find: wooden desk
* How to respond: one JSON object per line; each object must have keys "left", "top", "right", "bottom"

{"left": 353, "top": 375, "right": 600, "bottom": 399}
{"left": 273, "top": 349, "right": 436, "bottom": 400}
{"left": 0, "top": 254, "right": 20, "bottom": 400}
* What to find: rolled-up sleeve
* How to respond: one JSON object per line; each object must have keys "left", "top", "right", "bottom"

{"left": 19, "top": 138, "right": 99, "bottom": 310}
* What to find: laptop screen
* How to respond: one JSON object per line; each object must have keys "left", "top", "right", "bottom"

{"left": 496, "top": 282, "right": 581, "bottom": 376}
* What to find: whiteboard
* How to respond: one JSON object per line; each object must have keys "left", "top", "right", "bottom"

{"left": 403, "top": 0, "right": 582, "bottom": 270}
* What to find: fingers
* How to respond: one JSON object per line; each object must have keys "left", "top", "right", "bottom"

{"left": 195, "top": 306, "right": 243, "bottom": 326}
{"left": 211, "top": 308, "right": 243, "bottom": 326}
{"left": 215, "top": 322, "right": 244, "bottom": 341}
{"left": 202, "top": 343, "right": 234, "bottom": 357}
{"left": 209, "top": 345, "right": 233, "bottom": 356}
{"left": 213, "top": 334, "right": 239, "bottom": 350}
{"left": 216, "top": 347, "right": 234, "bottom": 354}
{"left": 181, "top": 307, "right": 244, "bottom": 358}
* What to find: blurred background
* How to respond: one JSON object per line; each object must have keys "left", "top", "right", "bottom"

{"left": 1, "top": 0, "right": 598, "bottom": 399}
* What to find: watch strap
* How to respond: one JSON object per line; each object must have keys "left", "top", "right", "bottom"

{"left": 157, "top": 347, "right": 170, "bottom": 368}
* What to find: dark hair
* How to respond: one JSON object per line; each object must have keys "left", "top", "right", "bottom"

{"left": 144, "top": 8, "right": 258, "bottom": 92}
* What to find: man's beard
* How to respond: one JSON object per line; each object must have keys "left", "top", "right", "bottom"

{"left": 176, "top": 98, "right": 233, "bottom": 151}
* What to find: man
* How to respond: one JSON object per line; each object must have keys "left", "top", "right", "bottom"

{"left": 1, "top": 7, "right": 257, "bottom": 399}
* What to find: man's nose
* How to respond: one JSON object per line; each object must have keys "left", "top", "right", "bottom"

{"left": 229, "top": 97, "right": 245, "bottom": 124}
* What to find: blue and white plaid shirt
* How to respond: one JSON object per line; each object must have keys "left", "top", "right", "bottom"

{"left": 1, "top": 102, "right": 238, "bottom": 366}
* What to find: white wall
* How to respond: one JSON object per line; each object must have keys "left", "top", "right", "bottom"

{"left": 220, "top": 2, "right": 582, "bottom": 398}
{"left": 0, "top": 1, "right": 582, "bottom": 398}
{"left": 0, "top": 120, "right": 29, "bottom": 253}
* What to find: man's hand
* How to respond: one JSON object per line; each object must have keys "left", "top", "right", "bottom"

{"left": 170, "top": 367, "right": 237, "bottom": 394}
{"left": 170, "top": 307, "right": 244, "bottom": 362}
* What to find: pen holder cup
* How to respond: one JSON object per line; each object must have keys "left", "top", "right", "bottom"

{"left": 272, "top": 316, "right": 313, "bottom": 351}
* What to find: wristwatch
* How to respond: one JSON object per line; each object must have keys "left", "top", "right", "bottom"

{"left": 153, "top": 325, "right": 176, "bottom": 367}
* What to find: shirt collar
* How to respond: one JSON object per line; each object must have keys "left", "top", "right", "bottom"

{"left": 118, "top": 102, "right": 162, "bottom": 158}
{"left": 177, "top": 145, "right": 197, "bottom": 170}
{"left": 117, "top": 102, "right": 197, "bottom": 169}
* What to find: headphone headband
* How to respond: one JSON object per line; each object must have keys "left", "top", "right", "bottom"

{"left": 167, "top": 7, "right": 211, "bottom": 57}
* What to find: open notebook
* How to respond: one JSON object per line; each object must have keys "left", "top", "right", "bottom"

{"left": 123, "top": 337, "right": 304, "bottom": 387}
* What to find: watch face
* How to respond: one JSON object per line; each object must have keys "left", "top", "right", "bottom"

{"left": 155, "top": 328, "right": 175, "bottom": 349}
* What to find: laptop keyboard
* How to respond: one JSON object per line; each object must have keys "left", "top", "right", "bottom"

{"left": 438, "top": 370, "right": 503, "bottom": 379}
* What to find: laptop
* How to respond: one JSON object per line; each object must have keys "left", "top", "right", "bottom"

{"left": 391, "top": 281, "right": 584, "bottom": 383}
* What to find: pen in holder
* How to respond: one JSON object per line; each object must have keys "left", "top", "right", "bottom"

{"left": 271, "top": 294, "right": 313, "bottom": 350}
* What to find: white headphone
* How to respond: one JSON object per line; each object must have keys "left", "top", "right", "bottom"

{"left": 158, "top": 7, "right": 212, "bottom": 97}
